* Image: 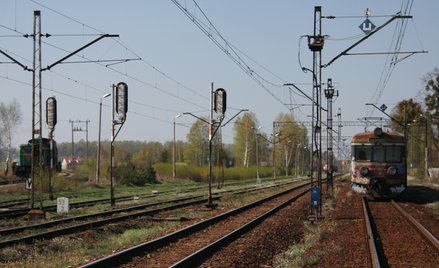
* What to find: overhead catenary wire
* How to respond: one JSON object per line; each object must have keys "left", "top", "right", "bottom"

{"left": 5, "top": 0, "right": 210, "bottom": 111}
{"left": 367, "top": 0, "right": 415, "bottom": 116}
{"left": 170, "top": 0, "right": 292, "bottom": 109}
{"left": 29, "top": 0, "right": 208, "bottom": 101}
{"left": 0, "top": 38, "right": 186, "bottom": 116}
{"left": 39, "top": 36, "right": 207, "bottom": 110}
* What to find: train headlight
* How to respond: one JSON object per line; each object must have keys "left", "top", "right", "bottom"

{"left": 387, "top": 166, "right": 397, "bottom": 175}
{"left": 360, "top": 166, "right": 369, "bottom": 176}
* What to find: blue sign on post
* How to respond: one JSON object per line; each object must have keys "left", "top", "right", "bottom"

{"left": 310, "top": 186, "right": 321, "bottom": 207}
{"left": 359, "top": 18, "right": 376, "bottom": 34}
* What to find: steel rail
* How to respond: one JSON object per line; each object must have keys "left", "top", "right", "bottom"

{"left": 0, "top": 197, "right": 217, "bottom": 249}
{"left": 0, "top": 179, "right": 298, "bottom": 235}
{"left": 0, "top": 195, "right": 204, "bottom": 237}
{"left": 362, "top": 198, "right": 381, "bottom": 268}
{"left": 0, "top": 177, "right": 296, "bottom": 219}
{"left": 0, "top": 201, "right": 28, "bottom": 209}
{"left": 0, "top": 179, "right": 300, "bottom": 247}
{"left": 169, "top": 188, "right": 309, "bottom": 268}
{"left": 80, "top": 182, "right": 311, "bottom": 268}
{"left": 391, "top": 200, "right": 439, "bottom": 251}
{"left": 0, "top": 194, "right": 157, "bottom": 220}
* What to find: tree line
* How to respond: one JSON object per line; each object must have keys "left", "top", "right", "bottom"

{"left": 56, "top": 112, "right": 310, "bottom": 182}
{"left": 2, "top": 68, "right": 439, "bottom": 181}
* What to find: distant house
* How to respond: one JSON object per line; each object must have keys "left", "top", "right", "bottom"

{"left": 62, "top": 157, "right": 84, "bottom": 170}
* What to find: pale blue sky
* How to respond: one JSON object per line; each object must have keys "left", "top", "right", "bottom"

{"left": 1, "top": 0, "right": 437, "bottom": 148}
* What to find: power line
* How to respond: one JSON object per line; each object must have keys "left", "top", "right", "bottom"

{"left": 367, "top": 0, "right": 414, "bottom": 115}
{"left": 170, "top": 0, "right": 291, "bottom": 108}
{"left": 10, "top": 1, "right": 210, "bottom": 110}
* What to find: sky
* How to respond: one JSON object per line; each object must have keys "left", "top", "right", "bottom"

{"left": 1, "top": 0, "right": 437, "bottom": 150}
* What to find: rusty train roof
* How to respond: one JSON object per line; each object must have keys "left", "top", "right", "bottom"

{"left": 351, "top": 130, "right": 404, "bottom": 143}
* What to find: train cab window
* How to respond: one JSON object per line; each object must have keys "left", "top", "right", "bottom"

{"left": 385, "top": 146, "right": 404, "bottom": 162}
{"left": 354, "top": 146, "right": 371, "bottom": 161}
{"left": 372, "top": 146, "right": 385, "bottom": 162}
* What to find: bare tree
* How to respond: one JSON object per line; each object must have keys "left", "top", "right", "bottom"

{"left": 0, "top": 99, "right": 22, "bottom": 175}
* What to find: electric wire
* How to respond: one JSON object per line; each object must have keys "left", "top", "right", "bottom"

{"left": 27, "top": 0, "right": 209, "bottom": 106}
{"left": 40, "top": 37, "right": 206, "bottom": 110}
{"left": 0, "top": 46, "right": 186, "bottom": 126}
{"left": 170, "top": 0, "right": 289, "bottom": 108}
{"left": 0, "top": 73, "right": 176, "bottom": 125}
{"left": 367, "top": 0, "right": 414, "bottom": 116}
{"left": 1, "top": 21, "right": 207, "bottom": 116}
{"left": 1, "top": 39, "right": 185, "bottom": 116}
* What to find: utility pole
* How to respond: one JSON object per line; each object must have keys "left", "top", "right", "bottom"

{"left": 272, "top": 122, "right": 276, "bottom": 179}
{"left": 0, "top": 11, "right": 118, "bottom": 213}
{"left": 96, "top": 92, "right": 111, "bottom": 183}
{"left": 69, "top": 119, "right": 91, "bottom": 162}
{"left": 31, "top": 10, "right": 43, "bottom": 211}
{"left": 255, "top": 127, "right": 261, "bottom": 184}
{"left": 324, "top": 78, "right": 338, "bottom": 197}
{"left": 307, "top": 6, "right": 324, "bottom": 220}
{"left": 337, "top": 108, "right": 342, "bottom": 172}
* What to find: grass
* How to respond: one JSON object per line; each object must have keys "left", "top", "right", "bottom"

{"left": 0, "top": 173, "right": 302, "bottom": 267}
{"left": 1, "top": 221, "right": 178, "bottom": 268}
{"left": 0, "top": 180, "right": 291, "bottom": 267}
{"left": 272, "top": 223, "right": 324, "bottom": 268}
{"left": 272, "top": 182, "right": 340, "bottom": 268}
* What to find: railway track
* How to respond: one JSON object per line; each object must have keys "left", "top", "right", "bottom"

{"left": 80, "top": 182, "right": 310, "bottom": 267}
{"left": 0, "top": 179, "right": 299, "bottom": 249}
{"left": 0, "top": 177, "right": 295, "bottom": 219}
{"left": 362, "top": 197, "right": 439, "bottom": 267}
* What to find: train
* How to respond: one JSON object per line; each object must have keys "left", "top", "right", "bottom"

{"left": 350, "top": 127, "right": 407, "bottom": 198}
{"left": 12, "top": 138, "right": 61, "bottom": 178}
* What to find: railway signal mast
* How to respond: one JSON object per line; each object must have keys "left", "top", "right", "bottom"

{"left": 110, "top": 82, "right": 128, "bottom": 206}
{"left": 324, "top": 78, "right": 338, "bottom": 197}
{"left": 46, "top": 97, "right": 57, "bottom": 201}
{"left": 305, "top": 5, "right": 418, "bottom": 223}
{"left": 0, "top": 10, "right": 118, "bottom": 215}
{"left": 306, "top": 6, "right": 324, "bottom": 222}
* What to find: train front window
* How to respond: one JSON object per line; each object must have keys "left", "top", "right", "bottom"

{"left": 385, "top": 146, "right": 404, "bottom": 162}
{"left": 372, "top": 146, "right": 385, "bottom": 162}
{"left": 353, "top": 145, "right": 372, "bottom": 161}
{"left": 353, "top": 145, "right": 404, "bottom": 163}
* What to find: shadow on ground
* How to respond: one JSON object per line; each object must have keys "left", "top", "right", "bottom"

{"left": 396, "top": 184, "right": 439, "bottom": 204}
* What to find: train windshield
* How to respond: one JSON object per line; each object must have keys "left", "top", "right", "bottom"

{"left": 352, "top": 145, "right": 404, "bottom": 163}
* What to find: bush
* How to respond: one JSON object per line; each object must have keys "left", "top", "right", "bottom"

{"left": 154, "top": 163, "right": 273, "bottom": 182}
{"left": 115, "top": 163, "right": 156, "bottom": 186}
{"left": 154, "top": 163, "right": 204, "bottom": 182}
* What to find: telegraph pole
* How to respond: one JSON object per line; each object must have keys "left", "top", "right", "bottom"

{"left": 337, "top": 108, "right": 342, "bottom": 172}
{"left": 69, "top": 119, "right": 91, "bottom": 162}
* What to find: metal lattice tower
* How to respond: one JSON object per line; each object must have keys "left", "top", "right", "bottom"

{"left": 324, "top": 78, "right": 337, "bottom": 195}
{"left": 309, "top": 6, "right": 323, "bottom": 193}
{"left": 31, "top": 10, "right": 43, "bottom": 209}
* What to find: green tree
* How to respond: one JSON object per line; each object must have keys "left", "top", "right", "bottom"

{"left": 184, "top": 118, "right": 208, "bottom": 166}
{"left": 131, "top": 141, "right": 165, "bottom": 167}
{"left": 390, "top": 99, "right": 424, "bottom": 134}
{"left": 273, "top": 113, "right": 308, "bottom": 176}
{"left": 0, "top": 99, "right": 22, "bottom": 174}
{"left": 233, "top": 112, "right": 258, "bottom": 167}
{"left": 390, "top": 99, "right": 427, "bottom": 177}
{"left": 424, "top": 68, "right": 439, "bottom": 134}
